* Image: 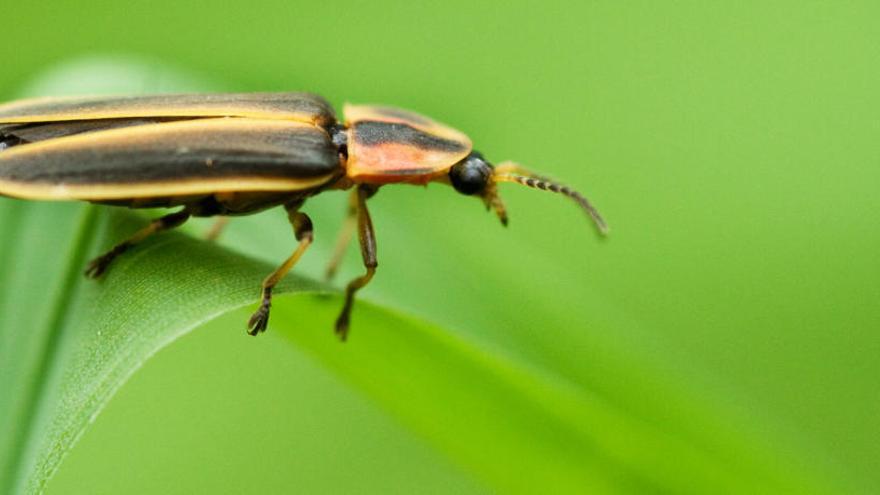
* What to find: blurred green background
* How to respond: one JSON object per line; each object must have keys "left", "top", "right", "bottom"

{"left": 1, "top": 1, "right": 878, "bottom": 493}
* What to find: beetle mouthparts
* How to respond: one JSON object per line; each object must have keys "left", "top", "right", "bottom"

{"left": 481, "top": 181, "right": 508, "bottom": 226}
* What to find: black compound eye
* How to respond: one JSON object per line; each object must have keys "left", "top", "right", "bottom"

{"left": 449, "top": 153, "right": 492, "bottom": 195}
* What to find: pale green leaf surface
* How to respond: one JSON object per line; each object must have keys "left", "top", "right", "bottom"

{"left": 0, "top": 202, "right": 826, "bottom": 494}
{"left": 44, "top": 310, "right": 488, "bottom": 495}
{"left": 0, "top": 205, "right": 326, "bottom": 493}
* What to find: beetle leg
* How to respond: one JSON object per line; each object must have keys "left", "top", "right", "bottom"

{"left": 247, "top": 204, "right": 313, "bottom": 336}
{"left": 324, "top": 189, "right": 358, "bottom": 281}
{"left": 335, "top": 185, "right": 378, "bottom": 341}
{"left": 204, "top": 216, "right": 230, "bottom": 241}
{"left": 85, "top": 209, "right": 191, "bottom": 278}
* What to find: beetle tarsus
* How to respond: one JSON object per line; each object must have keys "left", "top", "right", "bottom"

{"left": 247, "top": 288, "right": 273, "bottom": 336}
{"left": 84, "top": 244, "right": 131, "bottom": 278}
{"left": 334, "top": 309, "right": 351, "bottom": 341}
{"left": 334, "top": 265, "right": 376, "bottom": 341}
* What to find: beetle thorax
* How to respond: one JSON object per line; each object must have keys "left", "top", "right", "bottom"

{"left": 343, "top": 104, "right": 473, "bottom": 184}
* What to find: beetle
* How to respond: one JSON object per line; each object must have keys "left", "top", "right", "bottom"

{"left": 0, "top": 92, "right": 608, "bottom": 340}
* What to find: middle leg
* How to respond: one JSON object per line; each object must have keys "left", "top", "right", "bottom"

{"left": 247, "top": 203, "right": 314, "bottom": 336}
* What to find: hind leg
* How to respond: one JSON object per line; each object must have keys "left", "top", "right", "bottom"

{"left": 85, "top": 209, "right": 191, "bottom": 278}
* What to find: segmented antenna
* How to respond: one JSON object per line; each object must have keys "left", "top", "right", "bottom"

{"left": 495, "top": 174, "right": 609, "bottom": 235}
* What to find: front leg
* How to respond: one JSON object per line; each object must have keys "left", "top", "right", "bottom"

{"left": 335, "top": 185, "right": 378, "bottom": 341}
{"left": 247, "top": 203, "right": 313, "bottom": 336}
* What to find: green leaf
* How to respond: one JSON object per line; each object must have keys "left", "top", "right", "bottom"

{"left": 0, "top": 203, "right": 328, "bottom": 493}
{"left": 0, "top": 200, "right": 828, "bottom": 494}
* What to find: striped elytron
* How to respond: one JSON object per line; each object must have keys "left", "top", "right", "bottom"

{"left": 0, "top": 92, "right": 607, "bottom": 340}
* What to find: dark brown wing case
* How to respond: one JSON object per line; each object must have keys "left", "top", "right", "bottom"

{"left": 0, "top": 118, "right": 340, "bottom": 200}
{"left": 0, "top": 93, "right": 342, "bottom": 200}
{"left": 0, "top": 92, "right": 336, "bottom": 126}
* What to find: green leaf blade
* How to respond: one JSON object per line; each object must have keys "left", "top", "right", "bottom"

{"left": 272, "top": 298, "right": 825, "bottom": 494}
{"left": 0, "top": 202, "right": 828, "bottom": 494}
{"left": 0, "top": 206, "right": 329, "bottom": 493}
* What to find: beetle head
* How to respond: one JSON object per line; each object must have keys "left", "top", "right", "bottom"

{"left": 448, "top": 151, "right": 509, "bottom": 225}
{"left": 449, "top": 151, "right": 492, "bottom": 195}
